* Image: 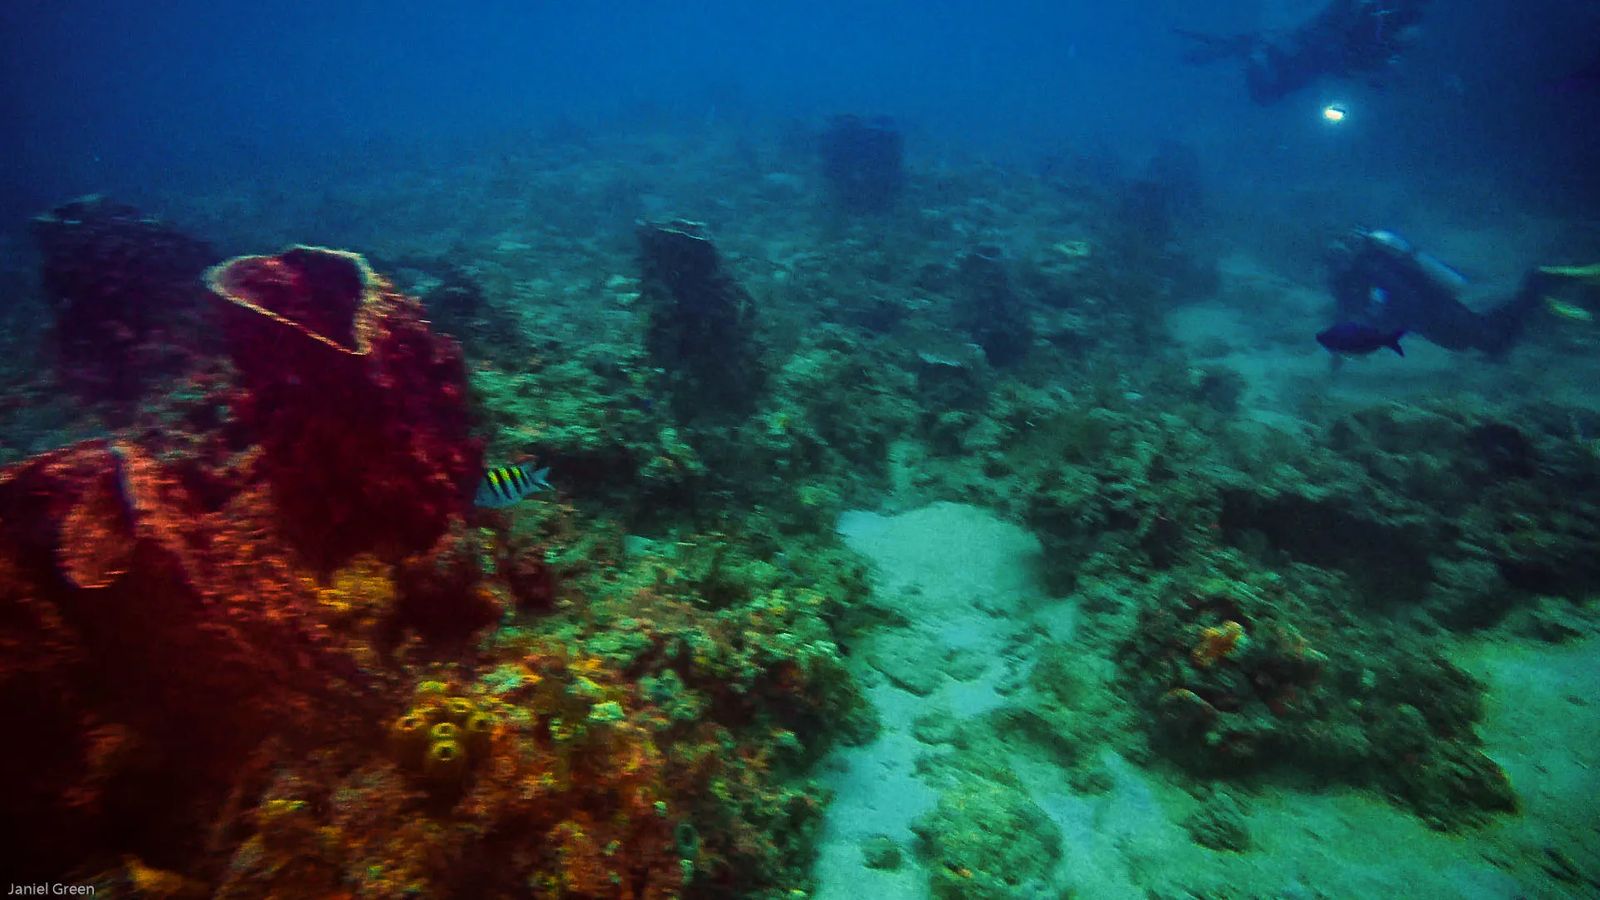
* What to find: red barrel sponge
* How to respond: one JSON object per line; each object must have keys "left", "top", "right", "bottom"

{"left": 207, "top": 246, "right": 482, "bottom": 569}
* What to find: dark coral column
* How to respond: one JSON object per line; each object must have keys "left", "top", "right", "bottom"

{"left": 31, "top": 196, "right": 220, "bottom": 407}
{"left": 637, "top": 220, "right": 767, "bottom": 422}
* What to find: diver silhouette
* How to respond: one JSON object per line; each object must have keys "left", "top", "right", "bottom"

{"left": 1325, "top": 228, "right": 1552, "bottom": 357}
{"left": 1177, "top": 0, "right": 1431, "bottom": 104}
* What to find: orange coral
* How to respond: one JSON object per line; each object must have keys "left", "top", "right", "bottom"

{"left": 0, "top": 440, "right": 369, "bottom": 877}
{"left": 1192, "top": 620, "right": 1247, "bottom": 668}
{"left": 212, "top": 648, "right": 686, "bottom": 898}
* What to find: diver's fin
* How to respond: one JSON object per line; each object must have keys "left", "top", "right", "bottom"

{"left": 1478, "top": 268, "right": 1564, "bottom": 357}
{"left": 1388, "top": 331, "right": 1406, "bottom": 357}
{"left": 1545, "top": 296, "right": 1595, "bottom": 323}
{"left": 1539, "top": 262, "right": 1600, "bottom": 285}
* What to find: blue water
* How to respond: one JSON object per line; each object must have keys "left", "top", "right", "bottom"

{"left": 3, "top": 1, "right": 1595, "bottom": 224}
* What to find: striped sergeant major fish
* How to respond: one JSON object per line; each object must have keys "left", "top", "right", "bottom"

{"left": 474, "top": 462, "right": 552, "bottom": 509}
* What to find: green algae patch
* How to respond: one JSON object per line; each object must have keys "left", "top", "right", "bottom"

{"left": 911, "top": 778, "right": 1063, "bottom": 899}
{"left": 1182, "top": 789, "right": 1252, "bottom": 852}
{"left": 860, "top": 834, "right": 904, "bottom": 870}
{"left": 1117, "top": 548, "right": 1518, "bottom": 829}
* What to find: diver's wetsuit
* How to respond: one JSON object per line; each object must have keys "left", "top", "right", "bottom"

{"left": 1179, "top": 0, "right": 1431, "bottom": 104}
{"left": 1328, "top": 230, "right": 1546, "bottom": 356}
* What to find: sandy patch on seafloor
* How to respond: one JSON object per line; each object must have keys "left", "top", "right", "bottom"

{"left": 813, "top": 502, "right": 1600, "bottom": 898}
{"left": 814, "top": 502, "right": 1054, "bottom": 900}
{"left": 1456, "top": 636, "right": 1600, "bottom": 890}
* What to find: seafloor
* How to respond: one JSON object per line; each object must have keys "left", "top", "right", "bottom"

{"left": 0, "top": 126, "right": 1597, "bottom": 899}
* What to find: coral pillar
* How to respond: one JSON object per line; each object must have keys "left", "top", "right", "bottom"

{"left": 31, "top": 196, "right": 220, "bottom": 406}
{"left": 818, "top": 114, "right": 905, "bottom": 214}
{"left": 637, "top": 220, "right": 767, "bottom": 421}
{"left": 207, "top": 246, "right": 481, "bottom": 568}
{"left": 955, "top": 244, "right": 1032, "bottom": 367}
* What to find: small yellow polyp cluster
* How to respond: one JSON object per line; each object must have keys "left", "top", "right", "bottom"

{"left": 1191, "top": 620, "right": 1247, "bottom": 668}
{"left": 390, "top": 681, "right": 498, "bottom": 795}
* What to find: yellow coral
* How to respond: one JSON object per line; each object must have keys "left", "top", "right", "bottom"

{"left": 424, "top": 739, "right": 468, "bottom": 787}
{"left": 415, "top": 680, "right": 449, "bottom": 699}
{"left": 255, "top": 798, "right": 317, "bottom": 850}
{"left": 315, "top": 554, "right": 395, "bottom": 620}
{"left": 1192, "top": 620, "right": 1247, "bottom": 668}
{"left": 444, "top": 696, "right": 477, "bottom": 723}
{"left": 463, "top": 711, "right": 498, "bottom": 757}
{"left": 390, "top": 712, "right": 431, "bottom": 770}
{"left": 123, "top": 855, "right": 203, "bottom": 899}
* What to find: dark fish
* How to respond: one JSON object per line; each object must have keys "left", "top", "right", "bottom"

{"left": 474, "top": 462, "right": 551, "bottom": 509}
{"left": 1316, "top": 322, "right": 1406, "bottom": 357}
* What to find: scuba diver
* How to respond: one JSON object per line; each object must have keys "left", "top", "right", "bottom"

{"left": 1177, "top": 0, "right": 1431, "bottom": 104}
{"left": 1321, "top": 228, "right": 1557, "bottom": 358}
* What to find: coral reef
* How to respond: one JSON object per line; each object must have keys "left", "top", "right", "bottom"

{"left": 380, "top": 254, "right": 525, "bottom": 359}
{"left": 388, "top": 683, "right": 496, "bottom": 799}
{"left": 1017, "top": 389, "right": 1600, "bottom": 623}
{"left": 1119, "top": 552, "right": 1516, "bottom": 828}
{"left": 1023, "top": 397, "right": 1219, "bottom": 591}
{"left": 0, "top": 427, "right": 872, "bottom": 895}
{"left": 391, "top": 520, "right": 501, "bottom": 645}
{"left": 207, "top": 245, "right": 482, "bottom": 568}
{"left": 911, "top": 777, "right": 1062, "bottom": 899}
{"left": 207, "top": 602, "right": 862, "bottom": 899}
{"left": 860, "top": 834, "right": 903, "bottom": 870}
{"left": 4, "top": 126, "right": 1596, "bottom": 898}
{"left": 1002, "top": 389, "right": 1586, "bottom": 830}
